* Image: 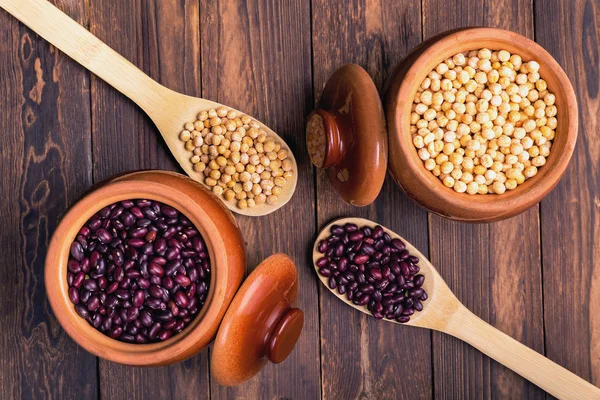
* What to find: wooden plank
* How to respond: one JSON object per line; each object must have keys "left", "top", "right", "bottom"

{"left": 311, "top": 2, "right": 433, "bottom": 398}
{"left": 421, "top": 0, "right": 545, "bottom": 398}
{"left": 88, "top": 1, "right": 211, "bottom": 399}
{"left": 535, "top": 0, "right": 600, "bottom": 388}
{"left": 200, "top": 1, "right": 320, "bottom": 398}
{"left": 0, "top": 0, "right": 97, "bottom": 398}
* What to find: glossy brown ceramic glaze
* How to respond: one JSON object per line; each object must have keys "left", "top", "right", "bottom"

{"left": 212, "top": 254, "right": 303, "bottom": 386}
{"left": 45, "top": 171, "right": 246, "bottom": 366}
{"left": 309, "top": 64, "right": 388, "bottom": 206}
{"left": 313, "top": 218, "right": 600, "bottom": 399}
{"left": 386, "top": 28, "right": 578, "bottom": 222}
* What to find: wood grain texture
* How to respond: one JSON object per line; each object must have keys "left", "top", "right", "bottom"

{"left": 200, "top": 0, "right": 320, "bottom": 397}
{"left": 88, "top": 1, "right": 210, "bottom": 399}
{"left": 535, "top": 0, "right": 600, "bottom": 388}
{"left": 0, "top": 0, "right": 598, "bottom": 398}
{"left": 421, "top": 0, "right": 545, "bottom": 398}
{"left": 0, "top": 0, "right": 97, "bottom": 398}
{"left": 312, "top": 1, "right": 432, "bottom": 399}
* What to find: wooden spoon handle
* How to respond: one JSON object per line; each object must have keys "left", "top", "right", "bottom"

{"left": 0, "top": 0, "right": 168, "bottom": 113}
{"left": 447, "top": 305, "right": 600, "bottom": 399}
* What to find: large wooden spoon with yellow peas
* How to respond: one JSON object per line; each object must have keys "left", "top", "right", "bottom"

{"left": 0, "top": 0, "right": 298, "bottom": 217}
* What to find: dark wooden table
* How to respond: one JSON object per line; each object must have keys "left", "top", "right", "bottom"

{"left": 0, "top": 0, "right": 598, "bottom": 398}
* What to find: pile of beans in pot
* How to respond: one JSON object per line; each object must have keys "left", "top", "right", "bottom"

{"left": 67, "top": 199, "right": 211, "bottom": 343}
{"left": 316, "top": 223, "right": 427, "bottom": 323}
{"left": 411, "top": 49, "right": 557, "bottom": 195}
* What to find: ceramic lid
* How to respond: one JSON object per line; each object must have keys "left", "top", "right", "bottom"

{"left": 306, "top": 64, "right": 388, "bottom": 206}
{"left": 211, "top": 254, "right": 304, "bottom": 386}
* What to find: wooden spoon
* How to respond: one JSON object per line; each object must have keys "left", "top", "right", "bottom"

{"left": 0, "top": 0, "right": 298, "bottom": 217}
{"left": 313, "top": 218, "right": 600, "bottom": 400}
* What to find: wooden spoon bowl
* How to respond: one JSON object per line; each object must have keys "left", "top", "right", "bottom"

{"left": 313, "top": 218, "right": 600, "bottom": 399}
{"left": 385, "top": 28, "right": 578, "bottom": 222}
{"left": 0, "top": 0, "right": 298, "bottom": 217}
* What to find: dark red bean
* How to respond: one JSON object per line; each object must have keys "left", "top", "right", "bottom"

{"left": 151, "top": 256, "right": 167, "bottom": 266}
{"left": 153, "top": 310, "right": 173, "bottom": 322}
{"left": 354, "top": 254, "right": 369, "bottom": 265}
{"left": 137, "top": 277, "right": 151, "bottom": 289}
{"left": 148, "top": 263, "right": 164, "bottom": 277}
{"left": 174, "top": 291, "right": 189, "bottom": 308}
{"left": 83, "top": 279, "right": 99, "bottom": 292}
{"left": 69, "top": 287, "right": 80, "bottom": 304}
{"left": 135, "top": 334, "right": 148, "bottom": 344}
{"left": 158, "top": 330, "right": 172, "bottom": 341}
{"left": 87, "top": 296, "right": 100, "bottom": 312}
{"left": 75, "top": 304, "right": 89, "bottom": 319}
{"left": 112, "top": 267, "right": 124, "bottom": 282}
{"left": 316, "top": 257, "right": 328, "bottom": 268}
{"left": 126, "top": 307, "right": 139, "bottom": 322}
{"left": 130, "top": 227, "right": 148, "bottom": 239}
{"left": 126, "top": 269, "right": 141, "bottom": 279}
{"left": 344, "top": 223, "right": 358, "bottom": 232}
{"left": 150, "top": 275, "right": 161, "bottom": 285}
{"left": 109, "top": 326, "right": 123, "bottom": 339}
{"left": 349, "top": 231, "right": 364, "bottom": 242}
{"left": 96, "top": 229, "right": 113, "bottom": 244}
{"left": 146, "top": 298, "right": 166, "bottom": 310}
{"left": 106, "top": 281, "right": 119, "bottom": 294}
{"left": 414, "top": 274, "right": 425, "bottom": 287}
{"left": 329, "top": 225, "right": 344, "bottom": 236}
{"left": 72, "top": 272, "right": 85, "bottom": 289}
{"left": 361, "top": 244, "right": 375, "bottom": 255}
{"left": 68, "top": 260, "right": 81, "bottom": 273}
{"left": 70, "top": 242, "right": 84, "bottom": 261}
{"left": 127, "top": 239, "right": 145, "bottom": 248}
{"left": 139, "top": 311, "right": 153, "bottom": 327}
{"left": 174, "top": 275, "right": 191, "bottom": 287}
{"left": 130, "top": 206, "right": 143, "bottom": 219}
{"left": 165, "top": 247, "right": 180, "bottom": 261}
{"left": 133, "top": 290, "right": 145, "bottom": 308}
{"left": 97, "top": 276, "right": 108, "bottom": 290}
{"left": 145, "top": 230, "right": 157, "bottom": 243}
{"left": 149, "top": 285, "right": 164, "bottom": 299}
{"left": 391, "top": 238, "right": 405, "bottom": 251}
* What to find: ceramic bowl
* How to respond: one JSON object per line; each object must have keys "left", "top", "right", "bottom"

{"left": 385, "top": 27, "right": 578, "bottom": 222}
{"left": 45, "top": 170, "right": 246, "bottom": 366}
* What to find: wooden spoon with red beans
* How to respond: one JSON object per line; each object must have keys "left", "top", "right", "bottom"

{"left": 313, "top": 217, "right": 600, "bottom": 399}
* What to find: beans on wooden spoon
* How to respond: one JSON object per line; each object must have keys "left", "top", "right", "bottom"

{"left": 0, "top": 0, "right": 298, "bottom": 216}
{"left": 313, "top": 217, "right": 600, "bottom": 399}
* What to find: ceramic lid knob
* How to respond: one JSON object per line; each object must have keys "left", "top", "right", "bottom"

{"left": 267, "top": 308, "right": 304, "bottom": 364}
{"left": 306, "top": 64, "right": 388, "bottom": 206}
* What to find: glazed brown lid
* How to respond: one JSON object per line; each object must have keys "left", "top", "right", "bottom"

{"left": 306, "top": 64, "right": 388, "bottom": 206}
{"left": 211, "top": 254, "right": 303, "bottom": 386}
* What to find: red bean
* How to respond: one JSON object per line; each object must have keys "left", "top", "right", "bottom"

{"left": 69, "top": 287, "right": 80, "bottom": 304}
{"left": 96, "top": 229, "right": 113, "bottom": 244}
{"left": 174, "top": 275, "right": 191, "bottom": 287}
{"left": 109, "top": 326, "right": 123, "bottom": 339}
{"left": 68, "top": 260, "right": 81, "bottom": 273}
{"left": 148, "top": 263, "right": 164, "bottom": 277}
{"left": 174, "top": 291, "right": 189, "bottom": 308}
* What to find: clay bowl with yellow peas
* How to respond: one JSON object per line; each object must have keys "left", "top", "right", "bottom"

{"left": 385, "top": 27, "right": 577, "bottom": 222}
